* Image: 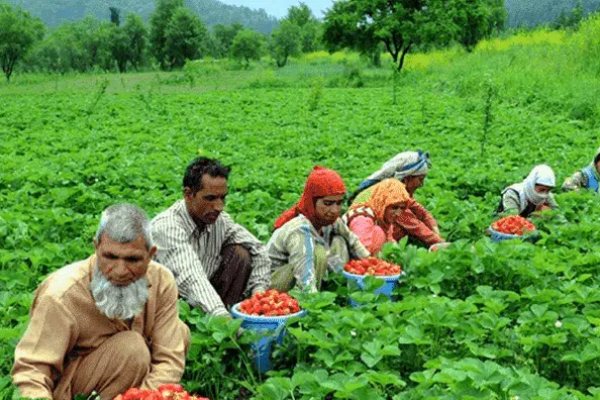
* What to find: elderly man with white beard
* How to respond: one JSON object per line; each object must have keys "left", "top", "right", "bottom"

{"left": 11, "top": 204, "right": 190, "bottom": 400}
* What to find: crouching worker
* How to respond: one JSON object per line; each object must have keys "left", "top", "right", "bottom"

{"left": 12, "top": 204, "right": 190, "bottom": 400}
{"left": 498, "top": 164, "right": 559, "bottom": 218}
{"left": 350, "top": 151, "right": 444, "bottom": 247}
{"left": 268, "top": 166, "right": 370, "bottom": 292}
{"left": 151, "top": 157, "right": 270, "bottom": 317}
{"left": 562, "top": 147, "right": 600, "bottom": 193}
{"left": 344, "top": 179, "right": 412, "bottom": 254}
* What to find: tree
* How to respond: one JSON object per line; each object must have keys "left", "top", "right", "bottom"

{"left": 109, "top": 6, "right": 120, "bottom": 26}
{"left": 285, "top": 3, "right": 322, "bottom": 52}
{"left": 77, "top": 17, "right": 114, "bottom": 71}
{"left": 0, "top": 3, "right": 44, "bottom": 81}
{"left": 109, "top": 25, "right": 130, "bottom": 72}
{"left": 270, "top": 21, "right": 301, "bottom": 67}
{"left": 150, "top": 0, "right": 183, "bottom": 69}
{"left": 212, "top": 23, "right": 243, "bottom": 58}
{"left": 164, "top": 7, "right": 206, "bottom": 68}
{"left": 323, "top": 0, "right": 505, "bottom": 71}
{"left": 123, "top": 14, "right": 148, "bottom": 70}
{"left": 287, "top": 3, "right": 314, "bottom": 27}
{"left": 448, "top": 0, "right": 506, "bottom": 51}
{"left": 230, "top": 29, "right": 263, "bottom": 67}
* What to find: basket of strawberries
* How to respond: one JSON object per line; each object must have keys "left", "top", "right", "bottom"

{"left": 114, "top": 384, "right": 209, "bottom": 400}
{"left": 488, "top": 215, "right": 536, "bottom": 242}
{"left": 231, "top": 290, "right": 305, "bottom": 373}
{"left": 342, "top": 257, "right": 404, "bottom": 303}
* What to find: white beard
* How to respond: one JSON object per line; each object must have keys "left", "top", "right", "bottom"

{"left": 90, "top": 266, "right": 149, "bottom": 320}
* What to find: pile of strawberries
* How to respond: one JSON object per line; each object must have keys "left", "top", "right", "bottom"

{"left": 491, "top": 215, "right": 536, "bottom": 236}
{"left": 344, "top": 257, "right": 402, "bottom": 276}
{"left": 114, "top": 384, "right": 208, "bottom": 400}
{"left": 238, "top": 289, "right": 301, "bottom": 316}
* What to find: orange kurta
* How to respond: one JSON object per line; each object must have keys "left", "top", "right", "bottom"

{"left": 12, "top": 256, "right": 189, "bottom": 399}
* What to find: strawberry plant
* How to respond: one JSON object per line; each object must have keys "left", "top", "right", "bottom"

{"left": 3, "top": 26, "right": 600, "bottom": 400}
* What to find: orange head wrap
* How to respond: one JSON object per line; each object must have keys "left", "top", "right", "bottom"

{"left": 274, "top": 166, "right": 346, "bottom": 229}
{"left": 351, "top": 178, "right": 410, "bottom": 223}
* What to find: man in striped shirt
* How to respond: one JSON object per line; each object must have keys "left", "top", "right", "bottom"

{"left": 151, "top": 157, "right": 270, "bottom": 317}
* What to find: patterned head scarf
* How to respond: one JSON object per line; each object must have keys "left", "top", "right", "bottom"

{"left": 356, "top": 151, "right": 430, "bottom": 193}
{"left": 351, "top": 179, "right": 410, "bottom": 222}
{"left": 523, "top": 164, "right": 555, "bottom": 205}
{"left": 274, "top": 166, "right": 346, "bottom": 229}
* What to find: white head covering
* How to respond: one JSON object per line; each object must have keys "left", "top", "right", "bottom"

{"left": 366, "top": 151, "right": 430, "bottom": 182}
{"left": 523, "top": 164, "right": 555, "bottom": 205}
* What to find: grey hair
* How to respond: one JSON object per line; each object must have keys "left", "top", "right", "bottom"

{"left": 95, "top": 203, "right": 153, "bottom": 249}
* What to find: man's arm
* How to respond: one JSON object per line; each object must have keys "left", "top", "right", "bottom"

{"left": 151, "top": 221, "right": 229, "bottom": 316}
{"left": 221, "top": 214, "right": 270, "bottom": 295}
{"left": 12, "top": 295, "right": 78, "bottom": 399}
{"left": 140, "top": 272, "right": 188, "bottom": 389}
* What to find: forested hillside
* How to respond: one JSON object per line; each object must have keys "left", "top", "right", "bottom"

{"left": 506, "top": 0, "right": 600, "bottom": 27}
{"left": 4, "top": 0, "right": 278, "bottom": 32}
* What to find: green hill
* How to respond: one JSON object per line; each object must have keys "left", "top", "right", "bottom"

{"left": 506, "top": 0, "right": 600, "bottom": 27}
{"left": 4, "top": 0, "right": 279, "bottom": 33}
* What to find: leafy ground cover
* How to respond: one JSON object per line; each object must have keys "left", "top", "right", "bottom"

{"left": 1, "top": 21, "right": 600, "bottom": 399}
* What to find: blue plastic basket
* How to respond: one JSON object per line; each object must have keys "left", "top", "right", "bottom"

{"left": 342, "top": 270, "right": 405, "bottom": 307}
{"left": 231, "top": 303, "right": 306, "bottom": 373}
{"left": 488, "top": 226, "right": 521, "bottom": 242}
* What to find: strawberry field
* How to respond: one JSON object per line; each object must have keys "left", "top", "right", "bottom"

{"left": 2, "top": 23, "right": 600, "bottom": 399}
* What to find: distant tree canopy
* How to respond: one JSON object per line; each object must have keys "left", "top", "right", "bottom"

{"left": 270, "top": 21, "right": 302, "bottom": 68}
{"left": 323, "top": 0, "right": 506, "bottom": 71}
{"left": 3, "top": 0, "right": 278, "bottom": 34}
{"left": 164, "top": 7, "right": 207, "bottom": 68}
{"left": 267, "top": 3, "right": 322, "bottom": 68}
{"left": 123, "top": 14, "right": 148, "bottom": 70}
{"left": 24, "top": 11, "right": 149, "bottom": 74}
{"left": 505, "top": 0, "right": 600, "bottom": 28}
{"left": 285, "top": 3, "right": 322, "bottom": 53}
{"left": 212, "top": 23, "right": 243, "bottom": 58}
{"left": 231, "top": 29, "right": 264, "bottom": 67}
{"left": 0, "top": 3, "right": 44, "bottom": 81}
{"left": 150, "top": 0, "right": 184, "bottom": 70}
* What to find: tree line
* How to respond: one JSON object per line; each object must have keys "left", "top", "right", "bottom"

{"left": 1, "top": 0, "right": 593, "bottom": 82}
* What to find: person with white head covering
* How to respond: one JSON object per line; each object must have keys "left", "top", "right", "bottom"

{"left": 351, "top": 151, "right": 431, "bottom": 201}
{"left": 562, "top": 147, "right": 600, "bottom": 193}
{"left": 349, "top": 151, "right": 444, "bottom": 247}
{"left": 497, "top": 164, "right": 559, "bottom": 218}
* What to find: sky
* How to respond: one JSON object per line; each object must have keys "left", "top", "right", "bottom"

{"left": 218, "top": 0, "right": 334, "bottom": 18}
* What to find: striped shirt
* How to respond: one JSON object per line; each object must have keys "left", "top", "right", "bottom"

{"left": 267, "top": 214, "right": 370, "bottom": 292}
{"left": 151, "top": 200, "right": 270, "bottom": 316}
